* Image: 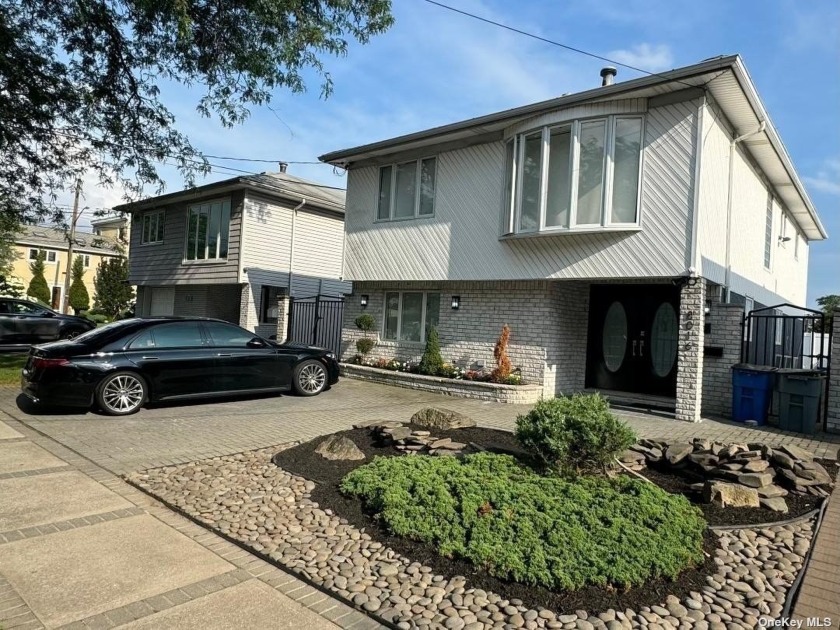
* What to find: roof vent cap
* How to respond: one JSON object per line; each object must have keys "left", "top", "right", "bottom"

{"left": 278, "top": 162, "right": 288, "bottom": 173}
{"left": 600, "top": 66, "right": 617, "bottom": 86}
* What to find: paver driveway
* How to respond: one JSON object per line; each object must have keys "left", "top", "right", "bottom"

{"left": 1, "top": 379, "right": 837, "bottom": 475}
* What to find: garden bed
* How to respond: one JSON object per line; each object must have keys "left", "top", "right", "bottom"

{"left": 340, "top": 363, "right": 544, "bottom": 404}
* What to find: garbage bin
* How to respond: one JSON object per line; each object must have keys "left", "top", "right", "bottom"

{"left": 776, "top": 369, "right": 824, "bottom": 435}
{"left": 731, "top": 364, "right": 776, "bottom": 425}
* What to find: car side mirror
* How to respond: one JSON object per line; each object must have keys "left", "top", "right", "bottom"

{"left": 247, "top": 337, "right": 267, "bottom": 349}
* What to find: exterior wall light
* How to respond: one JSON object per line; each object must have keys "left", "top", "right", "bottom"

{"left": 451, "top": 296, "right": 460, "bottom": 310}
{"left": 360, "top": 294, "right": 368, "bottom": 308}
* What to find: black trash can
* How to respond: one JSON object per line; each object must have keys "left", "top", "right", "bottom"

{"left": 776, "top": 369, "right": 824, "bottom": 435}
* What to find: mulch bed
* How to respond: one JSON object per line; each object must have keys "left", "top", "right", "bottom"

{"left": 274, "top": 426, "right": 725, "bottom": 615}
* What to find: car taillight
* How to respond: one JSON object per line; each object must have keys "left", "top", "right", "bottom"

{"left": 32, "top": 357, "right": 71, "bottom": 369}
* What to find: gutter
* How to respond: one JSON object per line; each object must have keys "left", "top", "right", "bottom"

{"left": 724, "top": 120, "right": 766, "bottom": 301}
{"left": 288, "top": 198, "right": 306, "bottom": 297}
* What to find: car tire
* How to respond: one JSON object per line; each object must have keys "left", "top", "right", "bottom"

{"left": 292, "top": 360, "right": 328, "bottom": 396}
{"left": 95, "top": 371, "right": 148, "bottom": 416}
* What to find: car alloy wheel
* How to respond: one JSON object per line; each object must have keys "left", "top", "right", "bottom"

{"left": 101, "top": 374, "right": 145, "bottom": 414}
{"left": 298, "top": 362, "right": 326, "bottom": 394}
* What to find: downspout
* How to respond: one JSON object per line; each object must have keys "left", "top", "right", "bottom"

{"left": 288, "top": 198, "right": 306, "bottom": 297}
{"left": 724, "top": 120, "right": 766, "bottom": 301}
{"left": 688, "top": 97, "right": 706, "bottom": 276}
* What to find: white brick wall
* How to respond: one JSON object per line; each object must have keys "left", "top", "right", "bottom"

{"left": 676, "top": 278, "right": 705, "bottom": 422}
{"left": 701, "top": 302, "right": 744, "bottom": 418}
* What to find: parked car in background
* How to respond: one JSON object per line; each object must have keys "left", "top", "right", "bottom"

{"left": 21, "top": 317, "right": 339, "bottom": 415}
{"left": 0, "top": 298, "right": 96, "bottom": 349}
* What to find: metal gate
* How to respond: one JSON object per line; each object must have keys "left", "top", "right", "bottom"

{"left": 287, "top": 295, "right": 344, "bottom": 354}
{"left": 741, "top": 303, "right": 831, "bottom": 427}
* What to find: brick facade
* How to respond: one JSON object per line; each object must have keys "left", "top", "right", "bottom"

{"left": 701, "top": 302, "right": 744, "bottom": 418}
{"left": 676, "top": 278, "right": 705, "bottom": 422}
{"left": 828, "top": 309, "right": 840, "bottom": 433}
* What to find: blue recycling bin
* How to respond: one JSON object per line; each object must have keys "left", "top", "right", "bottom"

{"left": 731, "top": 364, "right": 776, "bottom": 425}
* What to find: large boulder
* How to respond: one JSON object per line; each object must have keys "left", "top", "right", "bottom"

{"left": 410, "top": 407, "right": 476, "bottom": 430}
{"left": 315, "top": 435, "right": 366, "bottom": 461}
{"left": 702, "top": 481, "right": 760, "bottom": 508}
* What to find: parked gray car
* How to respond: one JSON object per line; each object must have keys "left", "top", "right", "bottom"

{"left": 0, "top": 298, "right": 95, "bottom": 349}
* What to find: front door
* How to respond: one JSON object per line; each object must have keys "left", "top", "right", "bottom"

{"left": 585, "top": 284, "right": 680, "bottom": 397}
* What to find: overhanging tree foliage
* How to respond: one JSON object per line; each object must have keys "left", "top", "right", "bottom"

{"left": 815, "top": 294, "right": 840, "bottom": 333}
{"left": 0, "top": 0, "right": 394, "bottom": 224}
{"left": 0, "top": 215, "right": 22, "bottom": 279}
{"left": 27, "top": 250, "right": 51, "bottom": 304}
{"left": 93, "top": 257, "right": 134, "bottom": 318}
{"left": 68, "top": 255, "right": 90, "bottom": 314}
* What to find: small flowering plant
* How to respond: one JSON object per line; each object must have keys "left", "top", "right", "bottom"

{"left": 359, "top": 357, "right": 524, "bottom": 385}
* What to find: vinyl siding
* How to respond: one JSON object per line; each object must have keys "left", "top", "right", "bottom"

{"left": 128, "top": 192, "right": 243, "bottom": 285}
{"left": 343, "top": 100, "right": 699, "bottom": 281}
{"left": 697, "top": 103, "right": 809, "bottom": 305}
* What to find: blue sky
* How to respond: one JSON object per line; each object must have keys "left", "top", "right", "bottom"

{"left": 76, "top": 0, "right": 838, "bottom": 306}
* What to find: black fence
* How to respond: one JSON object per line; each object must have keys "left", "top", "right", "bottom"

{"left": 287, "top": 295, "right": 344, "bottom": 355}
{"left": 741, "top": 303, "right": 831, "bottom": 427}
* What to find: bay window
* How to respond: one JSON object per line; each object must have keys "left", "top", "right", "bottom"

{"left": 503, "top": 115, "right": 644, "bottom": 235}
{"left": 377, "top": 157, "right": 437, "bottom": 221}
{"left": 383, "top": 292, "right": 440, "bottom": 342}
{"left": 185, "top": 199, "right": 231, "bottom": 261}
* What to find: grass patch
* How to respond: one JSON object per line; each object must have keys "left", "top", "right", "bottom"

{"left": 341, "top": 453, "right": 707, "bottom": 591}
{"left": 0, "top": 353, "right": 26, "bottom": 385}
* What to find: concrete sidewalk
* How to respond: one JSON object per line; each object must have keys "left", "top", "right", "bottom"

{"left": 0, "top": 417, "right": 380, "bottom": 630}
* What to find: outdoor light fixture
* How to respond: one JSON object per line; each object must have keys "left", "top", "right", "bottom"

{"left": 778, "top": 235, "right": 792, "bottom": 243}
{"left": 451, "top": 296, "right": 460, "bottom": 310}
{"left": 360, "top": 294, "right": 368, "bottom": 308}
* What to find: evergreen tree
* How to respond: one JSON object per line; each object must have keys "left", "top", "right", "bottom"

{"left": 68, "top": 255, "right": 90, "bottom": 314}
{"left": 26, "top": 250, "right": 51, "bottom": 304}
{"left": 419, "top": 327, "right": 444, "bottom": 376}
{"left": 93, "top": 257, "right": 134, "bottom": 319}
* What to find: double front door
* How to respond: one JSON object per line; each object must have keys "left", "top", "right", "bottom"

{"left": 585, "top": 284, "right": 680, "bottom": 397}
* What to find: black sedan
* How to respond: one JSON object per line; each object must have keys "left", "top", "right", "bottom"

{"left": 21, "top": 317, "right": 339, "bottom": 415}
{"left": 0, "top": 298, "right": 96, "bottom": 348}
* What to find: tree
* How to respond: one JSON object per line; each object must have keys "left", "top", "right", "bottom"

{"left": 815, "top": 295, "right": 840, "bottom": 333}
{"left": 93, "top": 257, "right": 134, "bottom": 319}
{"left": 419, "top": 327, "right": 444, "bottom": 376}
{"left": 0, "top": 215, "right": 22, "bottom": 279}
{"left": 0, "top": 1, "right": 394, "bottom": 224}
{"left": 491, "top": 324, "right": 513, "bottom": 382}
{"left": 26, "top": 250, "right": 51, "bottom": 304}
{"left": 68, "top": 255, "right": 90, "bottom": 314}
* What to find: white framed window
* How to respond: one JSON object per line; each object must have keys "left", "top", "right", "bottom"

{"left": 764, "top": 194, "right": 773, "bottom": 269}
{"left": 377, "top": 157, "right": 437, "bottom": 221}
{"left": 141, "top": 211, "right": 165, "bottom": 244}
{"left": 83, "top": 254, "right": 91, "bottom": 268}
{"left": 28, "top": 249, "right": 56, "bottom": 263}
{"left": 503, "top": 115, "right": 644, "bottom": 235}
{"left": 383, "top": 292, "right": 441, "bottom": 343}
{"left": 184, "top": 199, "right": 231, "bottom": 261}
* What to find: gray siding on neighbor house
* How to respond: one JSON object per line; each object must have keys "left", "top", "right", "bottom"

{"left": 342, "top": 100, "right": 699, "bottom": 282}
{"left": 128, "top": 191, "right": 243, "bottom": 285}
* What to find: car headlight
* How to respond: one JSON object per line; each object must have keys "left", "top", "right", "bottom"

{"left": 325, "top": 352, "right": 336, "bottom": 360}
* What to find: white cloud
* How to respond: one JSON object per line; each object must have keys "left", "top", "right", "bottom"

{"left": 607, "top": 44, "right": 674, "bottom": 72}
{"left": 804, "top": 158, "right": 840, "bottom": 196}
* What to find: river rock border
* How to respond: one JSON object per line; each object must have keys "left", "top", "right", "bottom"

{"left": 127, "top": 445, "right": 818, "bottom": 630}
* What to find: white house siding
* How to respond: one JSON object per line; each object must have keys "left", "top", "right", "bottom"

{"left": 128, "top": 192, "right": 243, "bottom": 285}
{"left": 343, "top": 100, "right": 699, "bottom": 282}
{"left": 697, "top": 103, "right": 809, "bottom": 306}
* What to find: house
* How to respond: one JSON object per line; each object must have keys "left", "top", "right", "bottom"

{"left": 90, "top": 213, "right": 130, "bottom": 244}
{"left": 321, "top": 55, "right": 828, "bottom": 422}
{"left": 9, "top": 225, "right": 124, "bottom": 310}
{"left": 114, "top": 168, "right": 350, "bottom": 339}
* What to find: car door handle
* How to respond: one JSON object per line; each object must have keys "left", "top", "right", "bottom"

{"left": 142, "top": 356, "right": 159, "bottom": 360}
{"left": 216, "top": 353, "right": 232, "bottom": 357}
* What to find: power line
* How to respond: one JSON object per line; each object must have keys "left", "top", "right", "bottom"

{"left": 421, "top": 0, "right": 703, "bottom": 90}
{"left": 202, "top": 155, "right": 327, "bottom": 165}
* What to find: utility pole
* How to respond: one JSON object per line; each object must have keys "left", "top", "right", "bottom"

{"left": 62, "top": 179, "right": 82, "bottom": 314}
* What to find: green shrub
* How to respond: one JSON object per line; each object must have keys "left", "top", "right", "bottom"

{"left": 26, "top": 250, "right": 51, "bottom": 304}
{"left": 341, "top": 453, "right": 706, "bottom": 591}
{"left": 515, "top": 394, "right": 636, "bottom": 476}
{"left": 68, "top": 255, "right": 90, "bottom": 313}
{"left": 418, "top": 326, "right": 443, "bottom": 375}
{"left": 354, "top": 313, "right": 375, "bottom": 333}
{"left": 85, "top": 313, "right": 108, "bottom": 324}
{"left": 356, "top": 337, "right": 376, "bottom": 356}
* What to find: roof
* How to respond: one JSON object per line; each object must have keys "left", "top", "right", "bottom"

{"left": 320, "top": 55, "right": 825, "bottom": 241}
{"left": 16, "top": 225, "right": 123, "bottom": 255}
{"left": 90, "top": 213, "right": 128, "bottom": 227}
{"left": 114, "top": 171, "right": 346, "bottom": 215}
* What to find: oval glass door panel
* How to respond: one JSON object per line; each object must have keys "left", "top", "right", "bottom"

{"left": 602, "top": 302, "right": 627, "bottom": 373}
{"left": 651, "top": 303, "right": 678, "bottom": 377}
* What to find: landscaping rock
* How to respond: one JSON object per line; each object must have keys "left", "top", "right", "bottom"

{"left": 771, "top": 451, "right": 796, "bottom": 470}
{"left": 410, "top": 407, "right": 476, "bottom": 430}
{"left": 665, "top": 443, "right": 693, "bottom": 465}
{"left": 314, "top": 435, "right": 366, "bottom": 461}
{"left": 383, "top": 426, "right": 413, "bottom": 442}
{"left": 741, "top": 460, "right": 770, "bottom": 473}
{"left": 737, "top": 472, "right": 774, "bottom": 488}
{"left": 702, "top": 481, "right": 760, "bottom": 508}
{"left": 620, "top": 449, "right": 647, "bottom": 464}
{"left": 757, "top": 485, "right": 788, "bottom": 499}
{"left": 759, "top": 498, "right": 789, "bottom": 513}
{"left": 779, "top": 445, "right": 814, "bottom": 462}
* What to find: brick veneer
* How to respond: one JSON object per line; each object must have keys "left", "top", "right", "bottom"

{"left": 701, "top": 302, "right": 744, "bottom": 418}
{"left": 676, "top": 278, "right": 705, "bottom": 423}
{"left": 827, "top": 309, "right": 840, "bottom": 433}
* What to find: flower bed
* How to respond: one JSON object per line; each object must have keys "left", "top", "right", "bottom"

{"left": 340, "top": 363, "right": 544, "bottom": 404}
{"left": 350, "top": 356, "right": 524, "bottom": 385}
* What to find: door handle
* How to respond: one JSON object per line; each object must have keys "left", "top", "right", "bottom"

{"left": 141, "top": 356, "right": 159, "bottom": 360}
{"left": 639, "top": 340, "right": 645, "bottom": 357}
{"left": 632, "top": 340, "right": 637, "bottom": 357}
{"left": 216, "top": 353, "right": 232, "bottom": 357}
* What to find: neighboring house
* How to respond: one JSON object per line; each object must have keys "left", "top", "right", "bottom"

{"left": 321, "top": 55, "right": 827, "bottom": 422}
{"left": 114, "top": 168, "right": 350, "bottom": 339}
{"left": 9, "top": 225, "right": 124, "bottom": 310}
{"left": 90, "top": 213, "right": 130, "bottom": 246}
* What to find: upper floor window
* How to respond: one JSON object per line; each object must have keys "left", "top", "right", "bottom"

{"left": 377, "top": 157, "right": 437, "bottom": 221}
{"left": 185, "top": 199, "right": 231, "bottom": 261}
{"left": 503, "top": 116, "right": 644, "bottom": 235}
{"left": 82, "top": 254, "right": 91, "bottom": 267}
{"left": 141, "top": 211, "right": 165, "bottom": 244}
{"left": 29, "top": 249, "right": 56, "bottom": 263}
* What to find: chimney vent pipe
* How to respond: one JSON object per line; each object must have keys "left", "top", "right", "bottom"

{"left": 278, "top": 162, "right": 288, "bottom": 173}
{"left": 600, "top": 67, "right": 617, "bottom": 86}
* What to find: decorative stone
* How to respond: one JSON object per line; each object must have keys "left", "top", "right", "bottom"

{"left": 620, "top": 449, "right": 647, "bottom": 464}
{"left": 410, "top": 407, "right": 476, "bottom": 430}
{"left": 757, "top": 485, "right": 788, "bottom": 499}
{"left": 738, "top": 472, "right": 774, "bottom": 488}
{"left": 759, "top": 498, "right": 788, "bottom": 513}
{"left": 314, "top": 435, "right": 366, "bottom": 461}
{"left": 665, "top": 443, "right": 693, "bottom": 465}
{"left": 383, "top": 426, "right": 413, "bottom": 441}
{"left": 771, "top": 451, "right": 796, "bottom": 470}
{"left": 779, "top": 445, "right": 814, "bottom": 462}
{"left": 702, "top": 481, "right": 760, "bottom": 508}
{"left": 742, "top": 460, "right": 770, "bottom": 473}
{"left": 431, "top": 438, "right": 453, "bottom": 449}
